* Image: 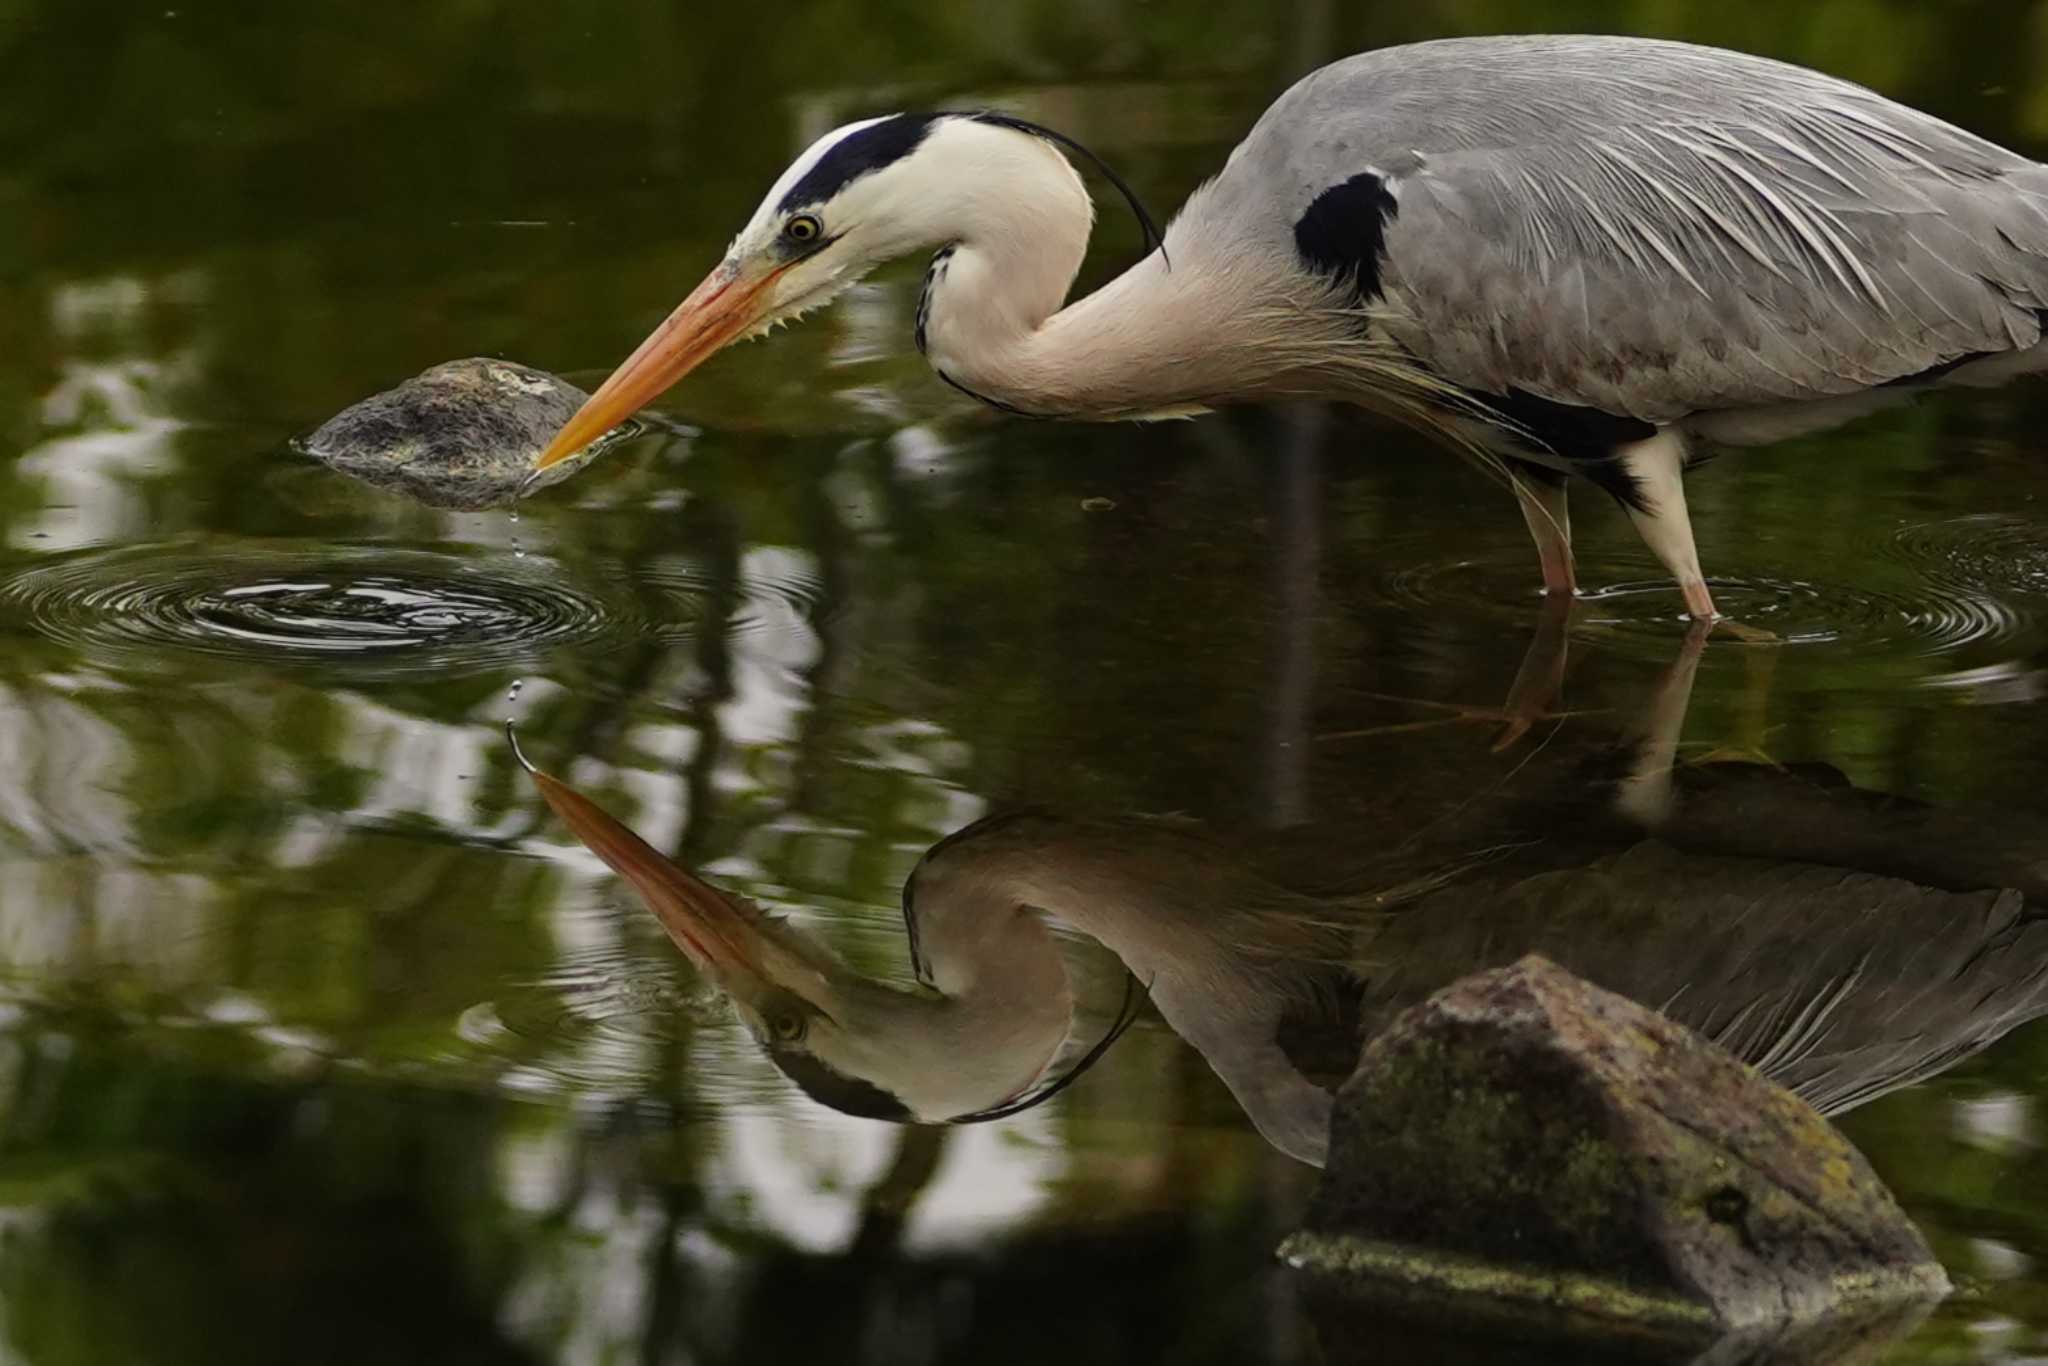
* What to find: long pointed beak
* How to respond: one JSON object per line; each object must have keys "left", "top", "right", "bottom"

{"left": 534, "top": 260, "right": 773, "bottom": 471}
{"left": 523, "top": 755, "right": 771, "bottom": 981}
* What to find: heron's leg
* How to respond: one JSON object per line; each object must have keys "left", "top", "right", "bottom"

{"left": 1495, "top": 588, "right": 1574, "bottom": 751}
{"left": 1615, "top": 429, "right": 1717, "bottom": 620}
{"left": 1690, "top": 632, "right": 1786, "bottom": 768}
{"left": 1509, "top": 464, "right": 1575, "bottom": 596}
{"left": 1613, "top": 617, "right": 1711, "bottom": 829}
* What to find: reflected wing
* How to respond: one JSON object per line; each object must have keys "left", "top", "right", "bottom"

{"left": 1363, "top": 843, "right": 2048, "bottom": 1117}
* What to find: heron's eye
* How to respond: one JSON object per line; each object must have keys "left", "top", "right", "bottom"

{"left": 783, "top": 214, "right": 823, "bottom": 245}
{"left": 767, "top": 1009, "right": 807, "bottom": 1043}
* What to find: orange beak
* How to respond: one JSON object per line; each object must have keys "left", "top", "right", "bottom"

{"left": 534, "top": 260, "right": 779, "bottom": 471}
{"left": 525, "top": 761, "right": 768, "bottom": 980}
{"left": 513, "top": 723, "right": 847, "bottom": 1022}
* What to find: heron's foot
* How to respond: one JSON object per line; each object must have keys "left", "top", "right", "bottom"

{"left": 1710, "top": 618, "right": 1780, "bottom": 644}
{"left": 1322, "top": 693, "right": 1599, "bottom": 746}
{"left": 1679, "top": 576, "right": 1718, "bottom": 623}
{"left": 1494, "top": 670, "right": 1570, "bottom": 751}
{"left": 1491, "top": 705, "right": 1552, "bottom": 751}
{"left": 1684, "top": 741, "right": 1786, "bottom": 771}
{"left": 1537, "top": 561, "right": 1578, "bottom": 599}
{"left": 1672, "top": 586, "right": 1779, "bottom": 642}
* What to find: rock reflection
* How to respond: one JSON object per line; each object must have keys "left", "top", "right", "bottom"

{"left": 531, "top": 630, "right": 2048, "bottom": 1170}
{"left": 1304, "top": 1286, "right": 1935, "bottom": 1366}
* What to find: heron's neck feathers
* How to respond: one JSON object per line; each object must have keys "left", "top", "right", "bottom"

{"left": 916, "top": 156, "right": 1325, "bottom": 419}
{"left": 831, "top": 905, "right": 1074, "bottom": 1121}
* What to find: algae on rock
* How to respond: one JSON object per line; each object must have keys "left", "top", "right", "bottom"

{"left": 300, "top": 358, "right": 646, "bottom": 509}
{"left": 1282, "top": 955, "right": 1948, "bottom": 1336}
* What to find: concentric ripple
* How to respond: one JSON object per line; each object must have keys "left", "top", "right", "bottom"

{"left": 0, "top": 540, "right": 827, "bottom": 679}
{"left": 601, "top": 555, "right": 827, "bottom": 652}
{"left": 1888, "top": 515, "right": 2048, "bottom": 601}
{"left": 1368, "top": 529, "right": 2038, "bottom": 656}
{"left": 445, "top": 951, "right": 725, "bottom": 1095}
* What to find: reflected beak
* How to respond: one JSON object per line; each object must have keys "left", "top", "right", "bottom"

{"left": 534, "top": 260, "right": 779, "bottom": 471}
{"left": 526, "top": 764, "right": 774, "bottom": 982}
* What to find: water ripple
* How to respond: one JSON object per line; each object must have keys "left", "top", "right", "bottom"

{"left": 599, "top": 556, "right": 826, "bottom": 651}
{"left": 1369, "top": 530, "right": 2040, "bottom": 655}
{"left": 1887, "top": 515, "right": 2048, "bottom": 601}
{"left": 0, "top": 540, "right": 827, "bottom": 678}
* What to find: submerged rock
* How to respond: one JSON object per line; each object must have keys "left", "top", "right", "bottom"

{"left": 1280, "top": 956, "right": 1946, "bottom": 1338}
{"left": 299, "top": 359, "right": 636, "bottom": 510}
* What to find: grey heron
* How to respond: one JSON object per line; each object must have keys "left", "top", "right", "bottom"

{"left": 533, "top": 35, "right": 2048, "bottom": 621}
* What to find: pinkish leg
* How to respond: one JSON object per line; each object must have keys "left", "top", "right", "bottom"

{"left": 1513, "top": 474, "right": 1575, "bottom": 596}
{"left": 1494, "top": 590, "right": 1573, "bottom": 751}
{"left": 1616, "top": 430, "right": 1721, "bottom": 621}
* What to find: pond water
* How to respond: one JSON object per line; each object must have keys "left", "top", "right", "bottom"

{"left": 5, "top": 2, "right": 2048, "bottom": 1361}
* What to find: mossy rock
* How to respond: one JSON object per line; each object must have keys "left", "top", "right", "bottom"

{"left": 299, "top": 358, "right": 644, "bottom": 509}
{"left": 1281, "top": 955, "right": 1947, "bottom": 1336}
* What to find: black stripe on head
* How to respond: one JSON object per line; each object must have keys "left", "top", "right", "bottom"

{"left": 956, "top": 112, "right": 1170, "bottom": 268}
{"left": 777, "top": 114, "right": 943, "bottom": 213}
{"left": 1294, "top": 172, "right": 1399, "bottom": 306}
{"left": 768, "top": 1046, "right": 914, "bottom": 1122}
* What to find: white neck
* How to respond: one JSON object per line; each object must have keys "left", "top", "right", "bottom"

{"left": 824, "top": 893, "right": 1074, "bottom": 1122}
{"left": 908, "top": 818, "right": 1347, "bottom": 1162}
{"left": 914, "top": 128, "right": 1310, "bottom": 420}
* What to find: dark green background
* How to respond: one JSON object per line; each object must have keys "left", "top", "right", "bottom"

{"left": 1, "top": 2, "right": 2046, "bottom": 1361}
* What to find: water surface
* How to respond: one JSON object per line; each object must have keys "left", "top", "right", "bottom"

{"left": 4, "top": 2, "right": 2048, "bottom": 1361}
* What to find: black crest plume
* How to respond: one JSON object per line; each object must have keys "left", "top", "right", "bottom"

{"left": 956, "top": 112, "right": 1171, "bottom": 269}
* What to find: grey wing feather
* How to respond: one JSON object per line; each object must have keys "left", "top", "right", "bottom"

{"left": 1230, "top": 37, "right": 2048, "bottom": 421}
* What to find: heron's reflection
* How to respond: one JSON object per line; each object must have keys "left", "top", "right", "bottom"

{"left": 521, "top": 627, "right": 2048, "bottom": 1168}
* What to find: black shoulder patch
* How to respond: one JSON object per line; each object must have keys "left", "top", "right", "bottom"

{"left": 1294, "top": 173, "right": 1399, "bottom": 305}
{"left": 778, "top": 114, "right": 942, "bottom": 212}
{"left": 768, "top": 1046, "right": 914, "bottom": 1122}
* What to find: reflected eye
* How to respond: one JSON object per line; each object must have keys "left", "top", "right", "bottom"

{"left": 783, "top": 214, "right": 823, "bottom": 245}
{"left": 768, "top": 1009, "right": 807, "bottom": 1043}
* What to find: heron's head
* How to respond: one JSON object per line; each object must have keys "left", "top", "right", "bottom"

{"left": 520, "top": 745, "right": 1101, "bottom": 1121}
{"left": 534, "top": 111, "right": 1162, "bottom": 471}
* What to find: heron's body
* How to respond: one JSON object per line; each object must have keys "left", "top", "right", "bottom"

{"left": 537, "top": 35, "right": 2048, "bottom": 618}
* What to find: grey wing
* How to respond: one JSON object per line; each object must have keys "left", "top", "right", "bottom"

{"left": 1375, "top": 115, "right": 2048, "bottom": 422}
